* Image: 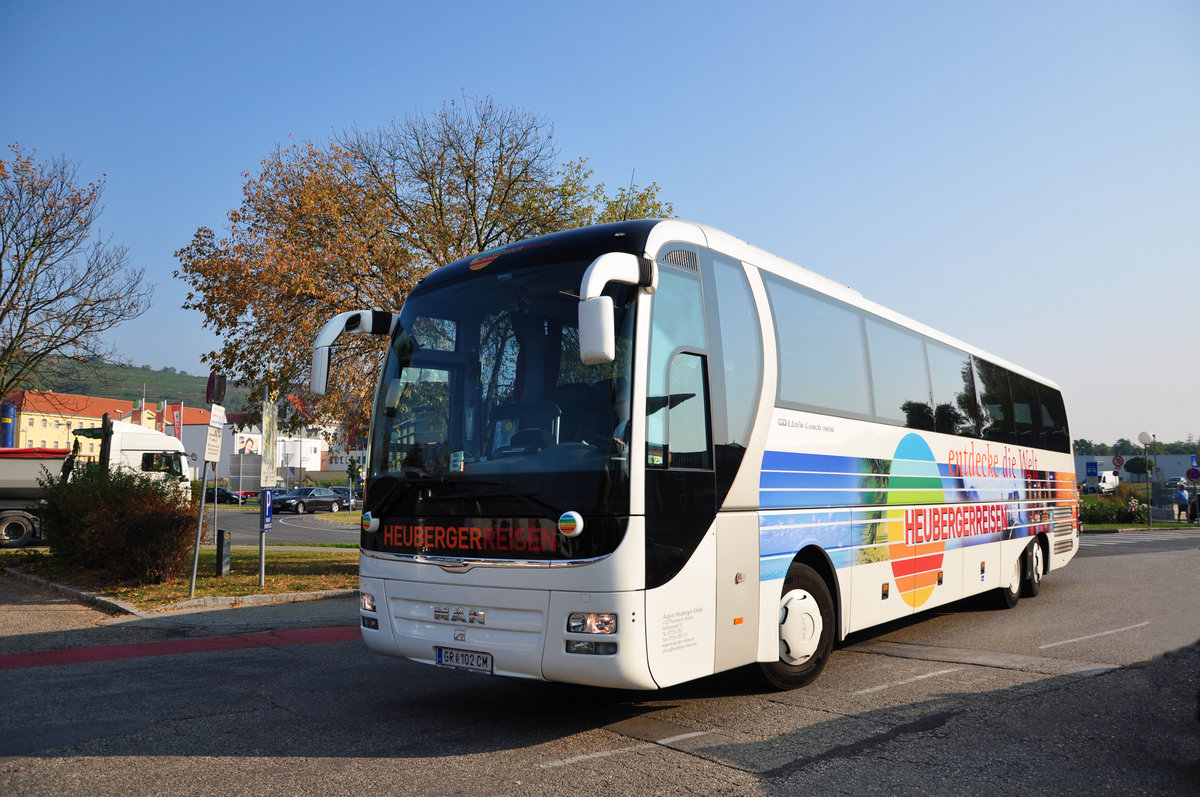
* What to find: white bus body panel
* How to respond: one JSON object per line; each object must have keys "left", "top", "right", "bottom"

{"left": 754, "top": 406, "right": 1078, "bottom": 642}
{"left": 643, "top": 522, "right": 717, "bottom": 688}
{"left": 359, "top": 515, "right": 660, "bottom": 689}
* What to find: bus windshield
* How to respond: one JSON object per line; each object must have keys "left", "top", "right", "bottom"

{"left": 368, "top": 259, "right": 636, "bottom": 524}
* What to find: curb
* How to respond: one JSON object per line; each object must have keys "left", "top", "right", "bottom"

{"left": 2, "top": 566, "right": 356, "bottom": 620}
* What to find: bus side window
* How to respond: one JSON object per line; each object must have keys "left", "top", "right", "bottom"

{"left": 1008, "top": 372, "right": 1042, "bottom": 447}
{"left": 927, "top": 342, "right": 980, "bottom": 437}
{"left": 666, "top": 352, "right": 712, "bottom": 470}
{"left": 647, "top": 265, "right": 708, "bottom": 468}
{"left": 973, "top": 357, "right": 1014, "bottom": 444}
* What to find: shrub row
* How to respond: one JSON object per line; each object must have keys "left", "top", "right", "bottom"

{"left": 1079, "top": 495, "right": 1148, "bottom": 526}
{"left": 38, "top": 467, "right": 201, "bottom": 583}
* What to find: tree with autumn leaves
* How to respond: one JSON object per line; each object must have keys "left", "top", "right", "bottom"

{"left": 175, "top": 96, "right": 671, "bottom": 441}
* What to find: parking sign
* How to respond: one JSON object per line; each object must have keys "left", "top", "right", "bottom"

{"left": 261, "top": 488, "right": 273, "bottom": 533}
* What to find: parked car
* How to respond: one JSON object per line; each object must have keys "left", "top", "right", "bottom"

{"left": 204, "top": 486, "right": 245, "bottom": 505}
{"left": 273, "top": 487, "right": 342, "bottom": 514}
{"left": 331, "top": 487, "right": 358, "bottom": 510}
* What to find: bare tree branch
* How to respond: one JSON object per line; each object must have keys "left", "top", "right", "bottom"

{"left": 0, "top": 144, "right": 154, "bottom": 397}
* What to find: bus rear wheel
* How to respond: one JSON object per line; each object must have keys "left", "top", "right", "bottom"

{"left": 994, "top": 549, "right": 1023, "bottom": 609}
{"left": 759, "top": 562, "right": 833, "bottom": 690}
{"left": 1021, "top": 540, "right": 1044, "bottom": 598}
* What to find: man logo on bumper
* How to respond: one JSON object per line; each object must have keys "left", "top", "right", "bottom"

{"left": 434, "top": 606, "right": 486, "bottom": 625}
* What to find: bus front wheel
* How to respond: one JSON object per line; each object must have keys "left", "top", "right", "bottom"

{"left": 759, "top": 562, "right": 834, "bottom": 690}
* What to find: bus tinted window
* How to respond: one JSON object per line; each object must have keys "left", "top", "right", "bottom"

{"left": 648, "top": 267, "right": 707, "bottom": 468}
{"left": 1008, "top": 371, "right": 1042, "bottom": 447}
{"left": 765, "top": 275, "right": 872, "bottom": 419}
{"left": 1037, "top": 385, "right": 1071, "bottom": 452}
{"left": 926, "top": 342, "right": 979, "bottom": 436}
{"left": 865, "top": 316, "right": 933, "bottom": 429}
{"left": 667, "top": 352, "right": 711, "bottom": 469}
{"left": 710, "top": 253, "right": 761, "bottom": 447}
{"left": 973, "top": 357, "right": 1014, "bottom": 444}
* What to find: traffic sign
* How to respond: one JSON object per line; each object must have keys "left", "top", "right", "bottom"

{"left": 1086, "top": 462, "right": 1098, "bottom": 477}
{"left": 1188, "top": 467, "right": 1200, "bottom": 482}
{"left": 261, "top": 488, "right": 273, "bottom": 533}
{"left": 204, "top": 425, "right": 223, "bottom": 464}
{"left": 1113, "top": 455, "right": 1125, "bottom": 468}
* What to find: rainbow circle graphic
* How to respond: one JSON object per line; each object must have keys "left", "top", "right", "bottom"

{"left": 886, "top": 433, "right": 945, "bottom": 608}
{"left": 558, "top": 511, "right": 583, "bottom": 538}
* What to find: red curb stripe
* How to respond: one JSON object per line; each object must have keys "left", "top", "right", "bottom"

{"left": 0, "top": 625, "right": 361, "bottom": 671}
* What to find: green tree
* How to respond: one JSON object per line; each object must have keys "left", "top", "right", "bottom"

{"left": 1123, "top": 456, "right": 1151, "bottom": 481}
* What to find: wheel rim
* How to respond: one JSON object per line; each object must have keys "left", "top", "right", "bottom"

{"left": 1, "top": 520, "right": 24, "bottom": 543}
{"left": 1030, "top": 544, "right": 1043, "bottom": 586}
{"left": 1006, "top": 551, "right": 1022, "bottom": 594}
{"left": 296, "top": 502, "right": 305, "bottom": 513}
{"left": 778, "top": 589, "right": 823, "bottom": 665}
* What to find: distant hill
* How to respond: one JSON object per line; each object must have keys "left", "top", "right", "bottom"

{"left": 49, "top": 361, "right": 251, "bottom": 411}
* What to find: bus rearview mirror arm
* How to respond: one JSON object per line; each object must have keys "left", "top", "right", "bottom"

{"left": 578, "top": 252, "right": 655, "bottom": 365}
{"left": 310, "top": 310, "right": 398, "bottom": 396}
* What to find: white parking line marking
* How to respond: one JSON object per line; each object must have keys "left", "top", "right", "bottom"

{"left": 852, "top": 667, "right": 963, "bottom": 695}
{"left": 659, "top": 731, "right": 711, "bottom": 744}
{"left": 1038, "top": 621, "right": 1150, "bottom": 649}
{"left": 541, "top": 743, "right": 655, "bottom": 769}
{"left": 539, "top": 731, "right": 711, "bottom": 769}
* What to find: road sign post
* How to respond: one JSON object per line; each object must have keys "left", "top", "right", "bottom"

{"left": 259, "top": 488, "right": 273, "bottom": 586}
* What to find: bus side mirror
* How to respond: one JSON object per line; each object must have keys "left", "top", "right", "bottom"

{"left": 577, "top": 251, "right": 654, "bottom": 366}
{"left": 578, "top": 296, "right": 616, "bottom": 365}
{"left": 310, "top": 310, "right": 398, "bottom": 396}
{"left": 311, "top": 346, "right": 332, "bottom": 396}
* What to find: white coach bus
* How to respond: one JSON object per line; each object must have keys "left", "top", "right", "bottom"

{"left": 311, "top": 220, "right": 1079, "bottom": 690}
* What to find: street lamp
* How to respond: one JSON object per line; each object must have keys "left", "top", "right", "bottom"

{"left": 1138, "top": 431, "right": 1155, "bottom": 527}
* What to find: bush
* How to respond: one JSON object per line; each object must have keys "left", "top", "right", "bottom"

{"left": 38, "top": 466, "right": 202, "bottom": 583}
{"left": 1079, "top": 494, "right": 1148, "bottom": 526}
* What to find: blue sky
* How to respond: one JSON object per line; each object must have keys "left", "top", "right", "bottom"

{"left": 3, "top": 1, "right": 1198, "bottom": 444}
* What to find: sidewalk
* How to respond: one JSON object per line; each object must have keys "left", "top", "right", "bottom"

{"left": 1, "top": 565, "right": 358, "bottom": 634}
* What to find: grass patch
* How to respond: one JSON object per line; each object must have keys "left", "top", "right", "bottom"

{"left": 0, "top": 547, "right": 357, "bottom": 611}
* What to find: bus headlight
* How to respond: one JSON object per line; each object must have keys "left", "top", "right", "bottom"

{"left": 567, "top": 612, "right": 616, "bottom": 634}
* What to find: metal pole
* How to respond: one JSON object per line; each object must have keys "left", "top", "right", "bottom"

{"left": 189, "top": 461, "right": 210, "bottom": 597}
{"left": 259, "top": 522, "right": 266, "bottom": 587}
{"left": 1145, "top": 443, "right": 1152, "bottom": 529}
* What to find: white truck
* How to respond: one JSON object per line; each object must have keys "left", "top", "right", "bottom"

{"left": 0, "top": 420, "right": 190, "bottom": 548}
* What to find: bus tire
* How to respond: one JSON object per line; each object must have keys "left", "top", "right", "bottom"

{"left": 994, "top": 549, "right": 1023, "bottom": 609}
{"left": 759, "top": 562, "right": 834, "bottom": 690}
{"left": 1021, "top": 539, "right": 1044, "bottom": 598}
{"left": 0, "top": 515, "right": 34, "bottom": 549}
